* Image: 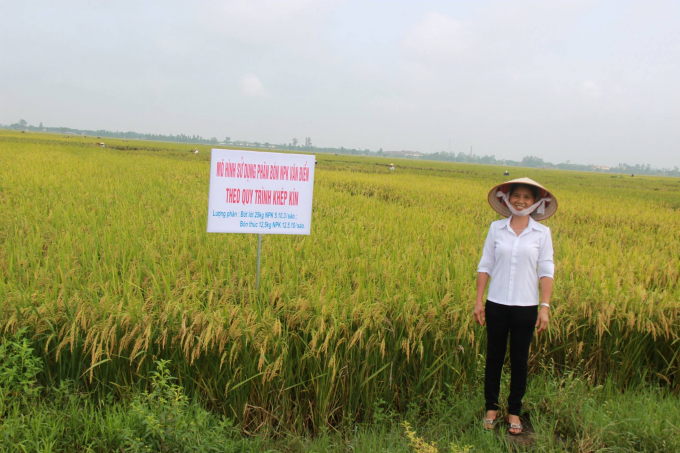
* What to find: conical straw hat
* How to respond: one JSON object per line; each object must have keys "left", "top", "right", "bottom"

{"left": 487, "top": 177, "right": 558, "bottom": 221}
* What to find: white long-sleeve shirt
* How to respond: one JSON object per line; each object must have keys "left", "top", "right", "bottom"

{"left": 477, "top": 216, "right": 554, "bottom": 307}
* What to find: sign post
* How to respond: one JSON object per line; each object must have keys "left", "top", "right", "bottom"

{"left": 207, "top": 149, "right": 315, "bottom": 290}
{"left": 256, "top": 233, "right": 262, "bottom": 289}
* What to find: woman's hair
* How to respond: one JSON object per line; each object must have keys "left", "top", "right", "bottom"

{"left": 508, "top": 183, "right": 541, "bottom": 201}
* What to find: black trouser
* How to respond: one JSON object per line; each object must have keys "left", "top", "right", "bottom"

{"left": 484, "top": 300, "right": 538, "bottom": 416}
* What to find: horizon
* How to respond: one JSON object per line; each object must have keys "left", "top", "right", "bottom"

{"left": 4, "top": 121, "right": 677, "bottom": 175}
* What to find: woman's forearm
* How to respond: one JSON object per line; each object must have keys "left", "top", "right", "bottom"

{"left": 476, "top": 273, "right": 490, "bottom": 303}
{"left": 539, "top": 276, "right": 553, "bottom": 305}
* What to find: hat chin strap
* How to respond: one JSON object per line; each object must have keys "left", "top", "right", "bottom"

{"left": 497, "top": 191, "right": 551, "bottom": 217}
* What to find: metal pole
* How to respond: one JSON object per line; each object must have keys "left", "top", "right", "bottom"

{"left": 256, "top": 234, "right": 262, "bottom": 290}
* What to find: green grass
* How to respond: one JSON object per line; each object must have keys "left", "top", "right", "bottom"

{"left": 0, "top": 130, "right": 678, "bottom": 438}
{"left": 1, "top": 349, "right": 678, "bottom": 452}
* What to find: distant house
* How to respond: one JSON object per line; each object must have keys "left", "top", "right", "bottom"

{"left": 384, "top": 150, "right": 424, "bottom": 158}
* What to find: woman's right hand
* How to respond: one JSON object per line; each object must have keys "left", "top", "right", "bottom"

{"left": 474, "top": 300, "right": 485, "bottom": 326}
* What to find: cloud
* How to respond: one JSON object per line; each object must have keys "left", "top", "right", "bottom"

{"left": 581, "top": 80, "right": 603, "bottom": 99}
{"left": 240, "top": 74, "right": 266, "bottom": 97}
{"left": 1, "top": 1, "right": 678, "bottom": 168}
{"left": 217, "top": 0, "right": 318, "bottom": 24}
{"left": 195, "top": 0, "right": 334, "bottom": 48}
{"left": 402, "top": 12, "right": 467, "bottom": 61}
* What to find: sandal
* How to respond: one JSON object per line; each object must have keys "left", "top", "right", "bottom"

{"left": 508, "top": 422, "right": 523, "bottom": 436}
{"left": 483, "top": 412, "right": 498, "bottom": 430}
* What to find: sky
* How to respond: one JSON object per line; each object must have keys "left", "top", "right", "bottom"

{"left": 1, "top": 0, "right": 679, "bottom": 168}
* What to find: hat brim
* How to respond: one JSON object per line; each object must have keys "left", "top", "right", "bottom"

{"left": 487, "top": 177, "right": 558, "bottom": 221}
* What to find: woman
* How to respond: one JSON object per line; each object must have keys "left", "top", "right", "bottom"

{"left": 474, "top": 177, "right": 557, "bottom": 435}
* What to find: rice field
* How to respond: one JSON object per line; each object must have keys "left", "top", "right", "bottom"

{"left": 1, "top": 130, "right": 678, "bottom": 434}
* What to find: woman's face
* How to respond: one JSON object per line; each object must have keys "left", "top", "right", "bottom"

{"left": 509, "top": 186, "right": 536, "bottom": 213}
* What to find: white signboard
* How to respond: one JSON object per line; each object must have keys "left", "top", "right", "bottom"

{"left": 207, "top": 149, "right": 315, "bottom": 235}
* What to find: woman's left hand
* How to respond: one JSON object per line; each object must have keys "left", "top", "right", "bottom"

{"left": 536, "top": 307, "right": 549, "bottom": 333}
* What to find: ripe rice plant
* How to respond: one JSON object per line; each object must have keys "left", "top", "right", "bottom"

{"left": 1, "top": 130, "right": 678, "bottom": 434}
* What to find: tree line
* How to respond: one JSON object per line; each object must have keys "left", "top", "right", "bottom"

{"left": 3, "top": 119, "right": 678, "bottom": 177}
{"left": 3, "top": 119, "right": 221, "bottom": 144}
{"left": 426, "top": 152, "right": 680, "bottom": 177}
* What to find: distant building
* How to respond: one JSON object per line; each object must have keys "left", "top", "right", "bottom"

{"left": 383, "top": 150, "right": 424, "bottom": 158}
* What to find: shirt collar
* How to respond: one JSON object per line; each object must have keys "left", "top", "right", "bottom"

{"left": 527, "top": 216, "right": 542, "bottom": 231}
{"left": 498, "top": 216, "right": 542, "bottom": 233}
